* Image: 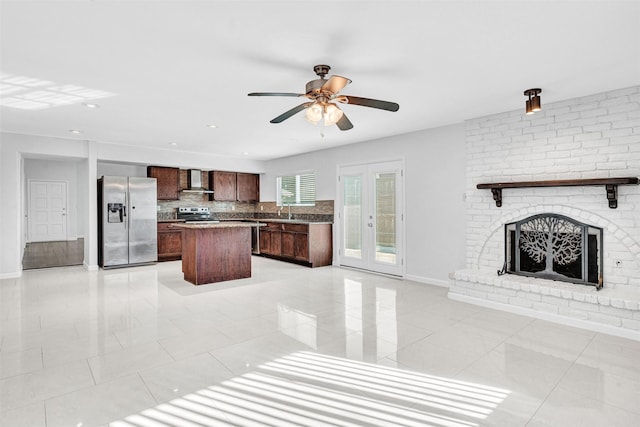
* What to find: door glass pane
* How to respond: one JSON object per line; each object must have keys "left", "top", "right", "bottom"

{"left": 375, "top": 173, "right": 396, "bottom": 264}
{"left": 343, "top": 175, "right": 362, "bottom": 259}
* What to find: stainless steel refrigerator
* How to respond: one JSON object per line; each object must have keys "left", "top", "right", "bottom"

{"left": 98, "top": 176, "right": 158, "bottom": 268}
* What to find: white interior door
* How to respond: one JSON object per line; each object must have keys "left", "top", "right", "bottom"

{"left": 29, "top": 180, "right": 68, "bottom": 242}
{"left": 338, "top": 160, "right": 404, "bottom": 276}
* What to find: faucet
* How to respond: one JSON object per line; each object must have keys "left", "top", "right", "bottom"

{"left": 287, "top": 203, "right": 292, "bottom": 220}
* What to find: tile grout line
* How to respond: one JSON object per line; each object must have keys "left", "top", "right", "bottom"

{"left": 137, "top": 372, "right": 160, "bottom": 405}
{"left": 523, "top": 330, "right": 598, "bottom": 426}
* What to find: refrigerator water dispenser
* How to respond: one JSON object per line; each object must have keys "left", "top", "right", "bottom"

{"left": 107, "top": 203, "right": 125, "bottom": 223}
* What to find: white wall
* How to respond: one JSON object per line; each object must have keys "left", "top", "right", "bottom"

{"left": 262, "top": 123, "right": 467, "bottom": 286}
{"left": 76, "top": 161, "right": 87, "bottom": 237}
{"left": 97, "top": 162, "right": 147, "bottom": 177}
{"left": 97, "top": 143, "right": 266, "bottom": 173}
{"left": 465, "top": 86, "right": 640, "bottom": 288}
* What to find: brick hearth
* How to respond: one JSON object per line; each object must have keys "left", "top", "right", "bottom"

{"left": 450, "top": 269, "right": 640, "bottom": 340}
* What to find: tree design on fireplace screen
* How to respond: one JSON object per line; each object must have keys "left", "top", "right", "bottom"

{"left": 504, "top": 214, "right": 603, "bottom": 288}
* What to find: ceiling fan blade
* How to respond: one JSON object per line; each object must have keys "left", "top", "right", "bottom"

{"left": 248, "top": 92, "right": 305, "bottom": 97}
{"left": 341, "top": 95, "right": 399, "bottom": 112}
{"left": 321, "top": 76, "right": 351, "bottom": 94}
{"left": 336, "top": 113, "right": 353, "bottom": 131}
{"left": 270, "top": 102, "right": 313, "bottom": 123}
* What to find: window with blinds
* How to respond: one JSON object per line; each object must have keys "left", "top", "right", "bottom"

{"left": 277, "top": 173, "right": 316, "bottom": 206}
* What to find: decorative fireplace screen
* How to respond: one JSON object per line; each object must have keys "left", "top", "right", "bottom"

{"left": 503, "top": 214, "right": 603, "bottom": 289}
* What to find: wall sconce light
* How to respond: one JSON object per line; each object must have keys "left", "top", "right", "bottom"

{"left": 524, "top": 88, "right": 542, "bottom": 115}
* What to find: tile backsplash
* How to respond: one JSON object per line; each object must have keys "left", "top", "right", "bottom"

{"left": 158, "top": 198, "right": 334, "bottom": 222}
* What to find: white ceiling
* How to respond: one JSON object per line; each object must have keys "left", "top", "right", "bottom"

{"left": 1, "top": 1, "right": 639, "bottom": 161}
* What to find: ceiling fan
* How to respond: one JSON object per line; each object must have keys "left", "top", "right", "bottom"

{"left": 248, "top": 65, "right": 399, "bottom": 131}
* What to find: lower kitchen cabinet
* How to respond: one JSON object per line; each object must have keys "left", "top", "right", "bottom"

{"left": 281, "top": 231, "right": 295, "bottom": 258}
{"left": 157, "top": 221, "right": 183, "bottom": 261}
{"left": 259, "top": 225, "right": 281, "bottom": 256}
{"left": 293, "top": 232, "right": 309, "bottom": 261}
{"left": 259, "top": 222, "right": 332, "bottom": 267}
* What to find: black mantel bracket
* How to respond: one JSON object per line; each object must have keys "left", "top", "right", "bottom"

{"left": 476, "top": 177, "right": 640, "bottom": 208}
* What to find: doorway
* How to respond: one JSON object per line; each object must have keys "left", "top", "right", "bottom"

{"left": 337, "top": 160, "right": 404, "bottom": 276}
{"left": 24, "top": 178, "right": 83, "bottom": 269}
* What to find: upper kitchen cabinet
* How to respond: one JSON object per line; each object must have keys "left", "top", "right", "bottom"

{"left": 209, "top": 171, "right": 236, "bottom": 201}
{"left": 147, "top": 166, "right": 180, "bottom": 200}
{"left": 237, "top": 173, "right": 260, "bottom": 202}
{"left": 209, "top": 171, "right": 260, "bottom": 202}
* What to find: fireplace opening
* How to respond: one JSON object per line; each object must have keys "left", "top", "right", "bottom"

{"left": 503, "top": 214, "right": 603, "bottom": 288}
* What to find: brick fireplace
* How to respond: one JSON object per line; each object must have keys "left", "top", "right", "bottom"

{"left": 450, "top": 85, "right": 640, "bottom": 340}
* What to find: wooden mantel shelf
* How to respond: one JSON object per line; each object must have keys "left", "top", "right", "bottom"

{"left": 476, "top": 177, "right": 639, "bottom": 208}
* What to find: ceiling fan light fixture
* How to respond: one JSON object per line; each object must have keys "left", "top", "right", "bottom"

{"left": 323, "top": 103, "right": 343, "bottom": 126}
{"left": 305, "top": 102, "right": 323, "bottom": 124}
{"left": 249, "top": 64, "right": 399, "bottom": 131}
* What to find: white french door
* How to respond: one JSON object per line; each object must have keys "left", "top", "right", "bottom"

{"left": 28, "top": 180, "right": 68, "bottom": 242}
{"left": 338, "top": 160, "right": 404, "bottom": 276}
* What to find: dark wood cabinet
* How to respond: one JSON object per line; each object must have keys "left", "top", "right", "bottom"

{"left": 208, "top": 171, "right": 259, "bottom": 202}
{"left": 157, "top": 222, "right": 183, "bottom": 261}
{"left": 270, "top": 230, "right": 282, "bottom": 255}
{"left": 259, "top": 229, "right": 271, "bottom": 254}
{"left": 294, "top": 232, "right": 309, "bottom": 261}
{"left": 260, "top": 223, "right": 281, "bottom": 256}
{"left": 210, "top": 171, "right": 237, "bottom": 201}
{"left": 180, "top": 225, "right": 252, "bottom": 285}
{"left": 147, "top": 166, "right": 180, "bottom": 200}
{"left": 259, "top": 222, "right": 332, "bottom": 267}
{"left": 281, "top": 231, "right": 295, "bottom": 258}
{"left": 237, "top": 173, "right": 259, "bottom": 202}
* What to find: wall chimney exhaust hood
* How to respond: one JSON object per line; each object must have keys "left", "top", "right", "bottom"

{"left": 183, "top": 169, "right": 214, "bottom": 194}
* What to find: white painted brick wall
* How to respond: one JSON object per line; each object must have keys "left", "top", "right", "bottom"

{"left": 465, "top": 86, "right": 640, "bottom": 289}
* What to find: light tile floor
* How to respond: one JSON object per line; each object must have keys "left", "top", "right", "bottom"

{"left": 1, "top": 257, "right": 639, "bottom": 426}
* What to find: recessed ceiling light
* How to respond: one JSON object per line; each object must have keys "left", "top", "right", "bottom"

{"left": 69, "top": 129, "right": 82, "bottom": 134}
{"left": 83, "top": 102, "right": 99, "bottom": 108}
{"left": 169, "top": 142, "right": 178, "bottom": 146}
{"left": 242, "top": 151, "right": 249, "bottom": 156}
{"left": 207, "top": 124, "right": 217, "bottom": 128}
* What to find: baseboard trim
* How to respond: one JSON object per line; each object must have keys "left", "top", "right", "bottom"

{"left": 337, "top": 265, "right": 403, "bottom": 279}
{"left": 83, "top": 262, "right": 99, "bottom": 271}
{"left": 449, "top": 292, "right": 640, "bottom": 342}
{"left": 0, "top": 271, "right": 22, "bottom": 279}
{"left": 404, "top": 274, "right": 450, "bottom": 288}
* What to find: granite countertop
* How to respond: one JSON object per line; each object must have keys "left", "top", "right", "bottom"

{"left": 256, "top": 218, "right": 333, "bottom": 225}
{"left": 158, "top": 218, "right": 332, "bottom": 225}
{"left": 171, "top": 221, "right": 259, "bottom": 229}
{"left": 221, "top": 218, "right": 333, "bottom": 225}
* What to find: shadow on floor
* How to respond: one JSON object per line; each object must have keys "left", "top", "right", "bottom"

{"left": 22, "top": 238, "right": 84, "bottom": 270}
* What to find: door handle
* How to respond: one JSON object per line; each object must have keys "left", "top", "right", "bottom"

{"left": 367, "top": 223, "right": 373, "bottom": 227}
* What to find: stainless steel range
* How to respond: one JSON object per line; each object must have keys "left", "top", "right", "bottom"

{"left": 177, "top": 207, "right": 220, "bottom": 223}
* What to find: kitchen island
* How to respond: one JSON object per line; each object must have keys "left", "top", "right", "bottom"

{"left": 172, "top": 222, "right": 256, "bottom": 285}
